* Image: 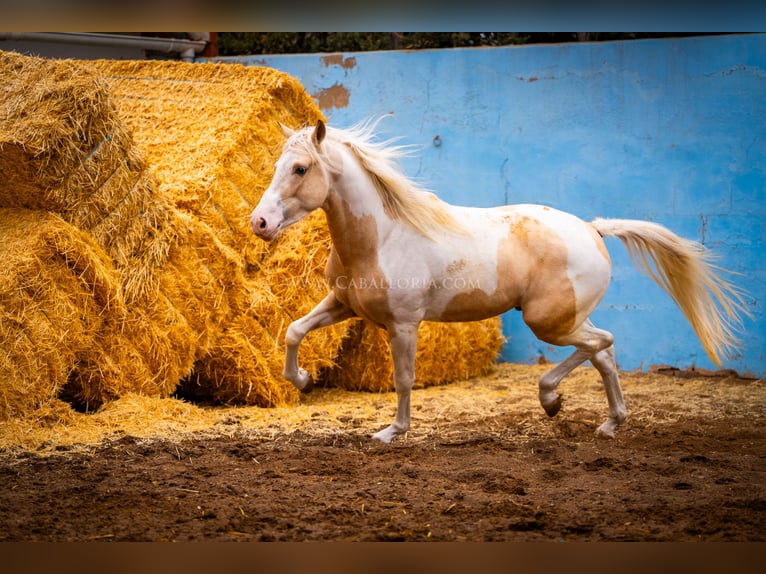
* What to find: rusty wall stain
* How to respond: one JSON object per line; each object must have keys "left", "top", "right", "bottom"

{"left": 321, "top": 55, "right": 357, "bottom": 69}
{"left": 313, "top": 83, "right": 349, "bottom": 110}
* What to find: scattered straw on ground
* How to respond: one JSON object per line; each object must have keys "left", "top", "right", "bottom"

{"left": 1, "top": 363, "right": 762, "bottom": 459}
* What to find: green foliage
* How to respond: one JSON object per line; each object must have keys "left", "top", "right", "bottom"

{"left": 216, "top": 33, "right": 542, "bottom": 56}
{"left": 217, "top": 33, "right": 715, "bottom": 56}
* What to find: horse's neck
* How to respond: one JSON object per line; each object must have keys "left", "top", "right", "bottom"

{"left": 321, "top": 149, "right": 398, "bottom": 266}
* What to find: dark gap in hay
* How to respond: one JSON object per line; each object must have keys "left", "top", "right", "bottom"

{"left": 174, "top": 367, "right": 226, "bottom": 407}
{"left": 58, "top": 369, "right": 95, "bottom": 414}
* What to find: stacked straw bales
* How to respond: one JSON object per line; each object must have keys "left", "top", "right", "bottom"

{"left": 0, "top": 50, "right": 503, "bottom": 421}
{"left": 0, "top": 209, "right": 119, "bottom": 417}
{"left": 0, "top": 51, "right": 190, "bottom": 415}
{"left": 87, "top": 59, "right": 348, "bottom": 406}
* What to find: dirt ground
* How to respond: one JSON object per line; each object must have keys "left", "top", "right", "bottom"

{"left": 0, "top": 363, "right": 764, "bottom": 542}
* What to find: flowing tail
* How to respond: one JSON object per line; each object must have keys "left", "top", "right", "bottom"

{"left": 591, "top": 218, "right": 750, "bottom": 367}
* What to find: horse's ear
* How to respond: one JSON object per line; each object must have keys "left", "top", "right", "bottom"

{"left": 279, "top": 122, "right": 295, "bottom": 138}
{"left": 312, "top": 119, "right": 326, "bottom": 147}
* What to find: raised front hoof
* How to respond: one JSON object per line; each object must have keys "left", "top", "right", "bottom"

{"left": 541, "top": 394, "right": 563, "bottom": 418}
{"left": 286, "top": 368, "right": 314, "bottom": 393}
{"left": 299, "top": 375, "right": 315, "bottom": 394}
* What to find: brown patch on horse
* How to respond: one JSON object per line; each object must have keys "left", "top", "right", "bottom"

{"left": 442, "top": 214, "right": 577, "bottom": 342}
{"left": 446, "top": 259, "right": 467, "bottom": 274}
{"left": 441, "top": 216, "right": 533, "bottom": 322}
{"left": 518, "top": 218, "right": 578, "bottom": 344}
{"left": 323, "top": 193, "right": 394, "bottom": 325}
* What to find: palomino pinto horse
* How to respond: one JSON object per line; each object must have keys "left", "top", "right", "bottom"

{"left": 250, "top": 119, "right": 747, "bottom": 443}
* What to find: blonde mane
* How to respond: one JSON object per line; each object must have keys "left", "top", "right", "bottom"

{"left": 308, "top": 119, "right": 466, "bottom": 240}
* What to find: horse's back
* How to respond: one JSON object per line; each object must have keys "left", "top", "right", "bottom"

{"left": 488, "top": 203, "right": 610, "bottom": 267}
{"left": 452, "top": 203, "right": 609, "bottom": 268}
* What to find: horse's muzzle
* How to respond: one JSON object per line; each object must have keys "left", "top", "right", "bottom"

{"left": 250, "top": 208, "right": 281, "bottom": 241}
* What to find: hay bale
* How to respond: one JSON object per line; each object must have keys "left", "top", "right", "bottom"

{"left": 89, "top": 59, "right": 348, "bottom": 406}
{"left": 0, "top": 51, "right": 136, "bottom": 218}
{"left": 174, "top": 213, "right": 343, "bottom": 406}
{"left": 0, "top": 51, "right": 197, "bottom": 413}
{"left": 0, "top": 51, "right": 506, "bottom": 417}
{"left": 0, "top": 208, "right": 192, "bottom": 416}
{"left": 323, "top": 318, "right": 505, "bottom": 392}
{"left": 89, "top": 59, "right": 323, "bottom": 267}
{"left": 85, "top": 168, "right": 182, "bottom": 305}
{"left": 0, "top": 50, "right": 181, "bottom": 307}
{"left": 179, "top": 314, "right": 298, "bottom": 407}
{"left": 0, "top": 208, "right": 119, "bottom": 419}
{"left": 63, "top": 288, "right": 196, "bottom": 412}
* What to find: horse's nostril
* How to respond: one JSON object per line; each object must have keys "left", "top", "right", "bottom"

{"left": 258, "top": 217, "right": 267, "bottom": 230}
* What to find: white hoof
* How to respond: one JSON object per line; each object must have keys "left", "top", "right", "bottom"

{"left": 372, "top": 425, "right": 404, "bottom": 444}
{"left": 595, "top": 419, "right": 619, "bottom": 439}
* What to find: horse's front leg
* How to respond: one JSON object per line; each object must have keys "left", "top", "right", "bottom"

{"left": 372, "top": 322, "right": 419, "bottom": 443}
{"left": 283, "top": 292, "right": 355, "bottom": 392}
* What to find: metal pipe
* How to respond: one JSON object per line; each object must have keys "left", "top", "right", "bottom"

{"left": 0, "top": 32, "right": 208, "bottom": 61}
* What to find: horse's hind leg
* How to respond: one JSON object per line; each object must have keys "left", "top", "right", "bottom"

{"left": 589, "top": 345, "right": 627, "bottom": 438}
{"left": 534, "top": 319, "right": 625, "bottom": 437}
{"left": 537, "top": 348, "right": 593, "bottom": 417}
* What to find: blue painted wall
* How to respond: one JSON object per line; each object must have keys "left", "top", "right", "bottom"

{"left": 211, "top": 34, "right": 766, "bottom": 376}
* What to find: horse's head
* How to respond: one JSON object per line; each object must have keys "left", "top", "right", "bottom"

{"left": 250, "top": 120, "right": 329, "bottom": 241}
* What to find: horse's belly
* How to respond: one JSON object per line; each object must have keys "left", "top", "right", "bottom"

{"left": 428, "top": 287, "right": 520, "bottom": 322}
{"left": 422, "top": 256, "right": 526, "bottom": 322}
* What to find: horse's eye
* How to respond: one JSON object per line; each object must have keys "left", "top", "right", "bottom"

{"left": 294, "top": 165, "right": 307, "bottom": 176}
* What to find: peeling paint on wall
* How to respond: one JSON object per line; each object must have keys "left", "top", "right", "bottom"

{"left": 321, "top": 54, "right": 357, "bottom": 69}
{"left": 313, "top": 83, "right": 349, "bottom": 111}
